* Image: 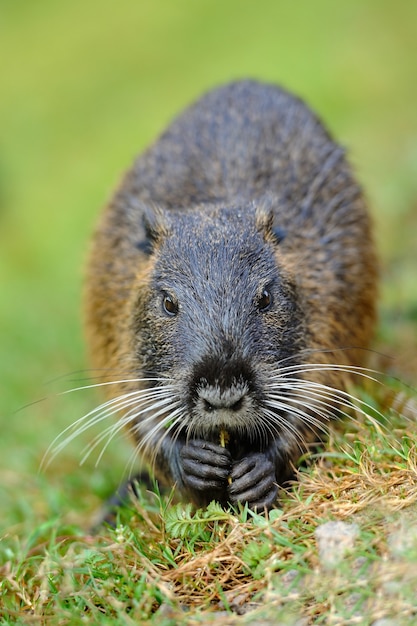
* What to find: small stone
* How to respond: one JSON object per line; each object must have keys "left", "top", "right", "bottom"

{"left": 315, "top": 521, "right": 359, "bottom": 568}
{"left": 387, "top": 525, "right": 417, "bottom": 558}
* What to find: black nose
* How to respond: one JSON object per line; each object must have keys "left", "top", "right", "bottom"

{"left": 202, "top": 393, "right": 245, "bottom": 413}
{"left": 190, "top": 355, "right": 255, "bottom": 417}
{"left": 198, "top": 380, "right": 249, "bottom": 413}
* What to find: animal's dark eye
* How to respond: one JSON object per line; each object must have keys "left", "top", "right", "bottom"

{"left": 258, "top": 288, "right": 272, "bottom": 312}
{"left": 162, "top": 293, "right": 178, "bottom": 317}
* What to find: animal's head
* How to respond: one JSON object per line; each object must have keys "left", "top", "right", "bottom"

{"left": 130, "top": 202, "right": 305, "bottom": 444}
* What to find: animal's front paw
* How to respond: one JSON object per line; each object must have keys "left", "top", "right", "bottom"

{"left": 228, "top": 452, "right": 278, "bottom": 511}
{"left": 180, "top": 439, "right": 232, "bottom": 506}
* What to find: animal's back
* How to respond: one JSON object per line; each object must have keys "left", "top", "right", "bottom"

{"left": 112, "top": 80, "right": 351, "bottom": 212}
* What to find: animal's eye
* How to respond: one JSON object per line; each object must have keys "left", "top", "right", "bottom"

{"left": 162, "top": 293, "right": 178, "bottom": 317}
{"left": 257, "top": 288, "right": 272, "bottom": 312}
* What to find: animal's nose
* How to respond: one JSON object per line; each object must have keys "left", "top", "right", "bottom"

{"left": 199, "top": 382, "right": 248, "bottom": 413}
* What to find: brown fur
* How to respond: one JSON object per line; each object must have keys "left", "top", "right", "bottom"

{"left": 84, "top": 80, "right": 378, "bottom": 510}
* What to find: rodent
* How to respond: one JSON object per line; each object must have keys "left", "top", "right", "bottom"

{"left": 84, "top": 80, "right": 378, "bottom": 511}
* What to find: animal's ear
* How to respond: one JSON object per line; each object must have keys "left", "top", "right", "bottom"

{"left": 136, "top": 204, "right": 172, "bottom": 254}
{"left": 255, "top": 202, "right": 286, "bottom": 245}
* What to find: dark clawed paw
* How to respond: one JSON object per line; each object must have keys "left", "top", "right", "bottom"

{"left": 228, "top": 452, "right": 278, "bottom": 511}
{"left": 180, "top": 439, "right": 231, "bottom": 492}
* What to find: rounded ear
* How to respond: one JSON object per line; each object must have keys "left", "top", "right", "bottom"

{"left": 255, "top": 201, "right": 286, "bottom": 245}
{"left": 136, "top": 204, "right": 171, "bottom": 254}
{"left": 143, "top": 204, "right": 171, "bottom": 243}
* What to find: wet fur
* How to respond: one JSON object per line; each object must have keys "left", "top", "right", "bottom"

{"left": 83, "top": 80, "right": 378, "bottom": 510}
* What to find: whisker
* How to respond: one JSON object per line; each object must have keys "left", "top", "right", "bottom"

{"left": 252, "top": 416, "right": 271, "bottom": 449}
{"left": 285, "top": 379, "right": 384, "bottom": 424}
{"left": 268, "top": 362, "right": 384, "bottom": 383}
{"left": 42, "top": 385, "right": 176, "bottom": 468}
{"left": 275, "top": 345, "right": 393, "bottom": 369}
{"left": 127, "top": 405, "right": 185, "bottom": 476}
{"left": 267, "top": 377, "right": 388, "bottom": 430}
{"left": 81, "top": 395, "right": 178, "bottom": 467}
{"left": 263, "top": 399, "right": 329, "bottom": 441}
{"left": 42, "top": 395, "right": 139, "bottom": 469}
{"left": 61, "top": 377, "right": 172, "bottom": 395}
{"left": 47, "top": 391, "right": 156, "bottom": 454}
{"left": 268, "top": 391, "right": 350, "bottom": 428}
{"left": 261, "top": 407, "right": 305, "bottom": 451}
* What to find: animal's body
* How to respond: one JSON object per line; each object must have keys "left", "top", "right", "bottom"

{"left": 85, "top": 80, "right": 377, "bottom": 510}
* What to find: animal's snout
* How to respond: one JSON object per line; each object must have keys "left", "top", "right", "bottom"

{"left": 199, "top": 382, "right": 248, "bottom": 413}
{"left": 192, "top": 376, "right": 254, "bottom": 429}
{"left": 189, "top": 355, "right": 257, "bottom": 427}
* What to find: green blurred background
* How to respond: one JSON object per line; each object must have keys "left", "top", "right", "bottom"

{"left": 1, "top": 0, "right": 416, "bottom": 533}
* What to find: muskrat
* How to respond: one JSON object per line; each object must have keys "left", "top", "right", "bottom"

{"left": 84, "top": 80, "right": 378, "bottom": 511}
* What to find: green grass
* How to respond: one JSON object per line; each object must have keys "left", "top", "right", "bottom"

{"left": 1, "top": 0, "right": 417, "bottom": 623}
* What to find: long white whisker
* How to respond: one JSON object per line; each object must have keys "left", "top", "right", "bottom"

{"left": 42, "top": 395, "right": 139, "bottom": 468}
{"left": 268, "top": 392, "right": 351, "bottom": 427}
{"left": 252, "top": 416, "right": 270, "bottom": 448}
{"left": 285, "top": 379, "right": 384, "bottom": 425}
{"left": 274, "top": 346, "right": 385, "bottom": 370}
{"left": 268, "top": 363, "right": 383, "bottom": 384}
{"left": 83, "top": 393, "right": 177, "bottom": 453}
{"left": 264, "top": 400, "right": 329, "bottom": 440}
{"left": 261, "top": 408, "right": 302, "bottom": 446}
{"left": 42, "top": 385, "right": 176, "bottom": 468}
{"left": 50, "top": 387, "right": 171, "bottom": 447}
{"left": 61, "top": 377, "right": 171, "bottom": 395}
{"left": 46, "top": 391, "right": 160, "bottom": 459}
{"left": 81, "top": 395, "right": 179, "bottom": 466}
{"left": 267, "top": 377, "right": 387, "bottom": 429}
{"left": 127, "top": 405, "right": 184, "bottom": 476}
{"left": 261, "top": 405, "right": 314, "bottom": 452}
